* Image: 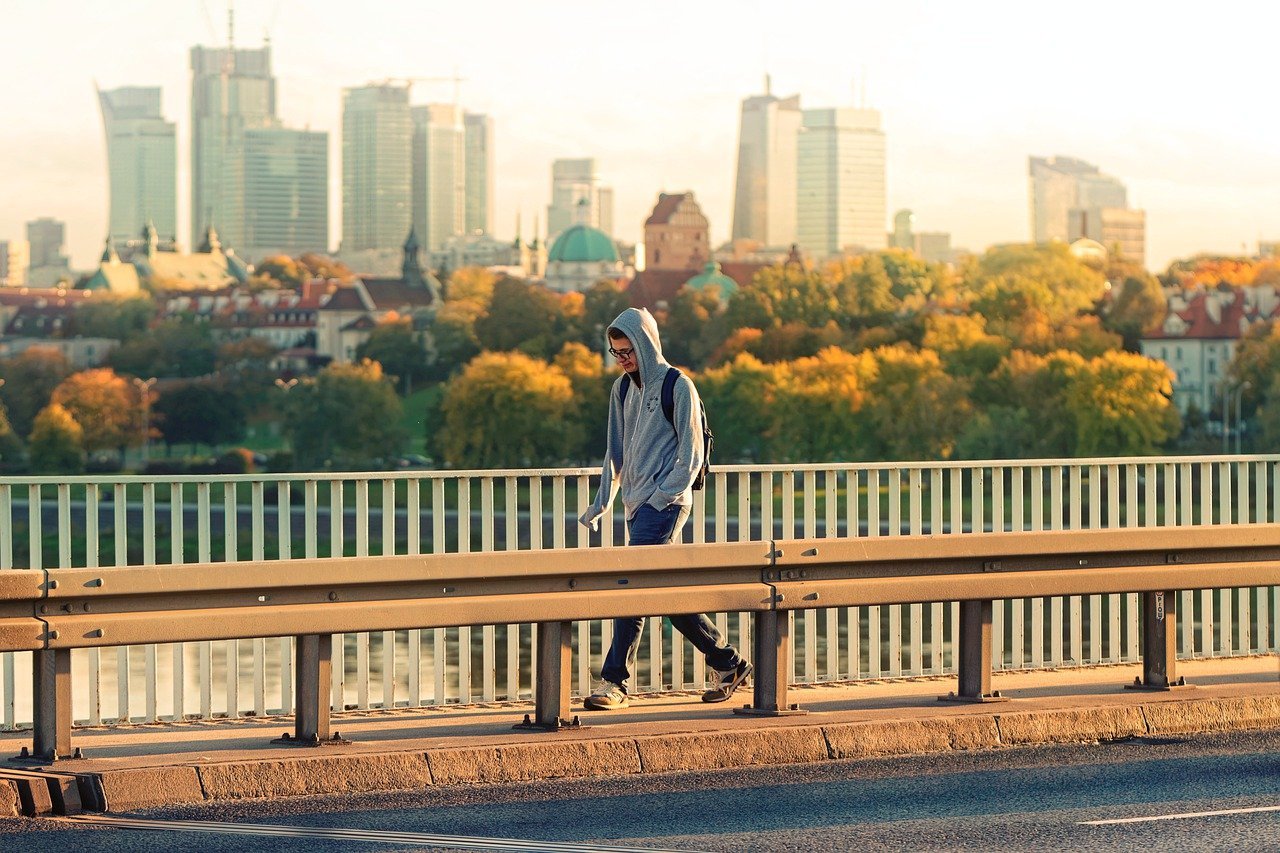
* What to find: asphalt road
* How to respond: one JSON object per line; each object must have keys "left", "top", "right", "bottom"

{"left": 6, "top": 729, "right": 1280, "bottom": 851}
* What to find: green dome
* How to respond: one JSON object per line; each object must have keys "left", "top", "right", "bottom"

{"left": 547, "top": 224, "right": 618, "bottom": 263}
{"left": 684, "top": 261, "right": 738, "bottom": 297}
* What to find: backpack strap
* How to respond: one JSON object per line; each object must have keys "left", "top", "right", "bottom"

{"left": 618, "top": 373, "right": 632, "bottom": 406}
{"left": 660, "top": 367, "right": 680, "bottom": 426}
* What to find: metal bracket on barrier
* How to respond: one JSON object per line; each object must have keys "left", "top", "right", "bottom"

{"left": 513, "top": 713, "right": 583, "bottom": 732}
{"left": 270, "top": 731, "right": 352, "bottom": 747}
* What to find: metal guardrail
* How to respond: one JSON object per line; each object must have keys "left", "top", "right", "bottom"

{"left": 5, "top": 523, "right": 1279, "bottom": 760}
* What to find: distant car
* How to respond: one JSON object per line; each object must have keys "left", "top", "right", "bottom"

{"left": 393, "top": 454, "right": 433, "bottom": 469}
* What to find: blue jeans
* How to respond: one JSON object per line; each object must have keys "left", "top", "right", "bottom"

{"left": 599, "top": 503, "right": 743, "bottom": 691}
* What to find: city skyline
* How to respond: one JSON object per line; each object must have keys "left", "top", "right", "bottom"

{"left": 4, "top": 1, "right": 1280, "bottom": 272}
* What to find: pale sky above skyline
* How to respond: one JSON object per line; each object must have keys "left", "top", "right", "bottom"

{"left": 4, "top": 0, "right": 1279, "bottom": 273}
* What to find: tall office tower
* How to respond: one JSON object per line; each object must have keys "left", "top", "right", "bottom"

{"left": 26, "top": 218, "right": 66, "bottom": 268}
{"left": 241, "top": 128, "right": 329, "bottom": 260}
{"left": 463, "top": 112, "right": 495, "bottom": 236}
{"left": 796, "top": 107, "right": 886, "bottom": 257}
{"left": 190, "top": 42, "right": 278, "bottom": 249}
{"left": 412, "top": 104, "right": 466, "bottom": 252}
{"left": 97, "top": 86, "right": 177, "bottom": 244}
{"left": 342, "top": 84, "right": 412, "bottom": 253}
{"left": 730, "top": 83, "right": 802, "bottom": 247}
{"left": 0, "top": 240, "right": 30, "bottom": 287}
{"left": 547, "top": 158, "right": 612, "bottom": 238}
{"left": 1029, "top": 155, "right": 1127, "bottom": 243}
{"left": 596, "top": 186, "right": 615, "bottom": 241}
{"left": 890, "top": 209, "right": 916, "bottom": 249}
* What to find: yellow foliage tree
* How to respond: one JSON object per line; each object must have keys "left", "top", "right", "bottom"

{"left": 50, "top": 368, "right": 141, "bottom": 454}
{"left": 440, "top": 351, "right": 579, "bottom": 467}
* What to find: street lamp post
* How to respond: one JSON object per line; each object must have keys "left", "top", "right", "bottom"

{"left": 1234, "top": 381, "right": 1251, "bottom": 455}
{"left": 274, "top": 378, "right": 299, "bottom": 452}
{"left": 132, "top": 377, "right": 157, "bottom": 467}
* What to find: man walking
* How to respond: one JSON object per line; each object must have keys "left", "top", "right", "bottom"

{"left": 578, "top": 307, "right": 752, "bottom": 710}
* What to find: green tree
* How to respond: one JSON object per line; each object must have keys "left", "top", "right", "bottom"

{"left": 473, "top": 277, "right": 574, "bottom": 358}
{"left": 580, "top": 279, "right": 633, "bottom": 354}
{"left": 153, "top": 382, "right": 247, "bottom": 451}
{"left": 0, "top": 346, "right": 72, "bottom": 437}
{"left": 1102, "top": 265, "right": 1166, "bottom": 351}
{"left": 733, "top": 262, "right": 837, "bottom": 328}
{"left": 73, "top": 295, "right": 155, "bottom": 341}
{"left": 28, "top": 403, "right": 84, "bottom": 473}
{"left": 922, "top": 314, "right": 1010, "bottom": 380}
{"left": 284, "top": 360, "right": 406, "bottom": 468}
{"left": 50, "top": 368, "right": 142, "bottom": 454}
{"left": 439, "top": 350, "right": 578, "bottom": 467}
{"left": 963, "top": 243, "right": 1108, "bottom": 342}
{"left": 356, "top": 316, "right": 429, "bottom": 395}
{"left": 108, "top": 316, "right": 217, "bottom": 378}
{"left": 0, "top": 401, "right": 24, "bottom": 471}
{"left": 430, "top": 299, "right": 485, "bottom": 378}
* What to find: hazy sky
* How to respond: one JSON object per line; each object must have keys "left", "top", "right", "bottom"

{"left": 4, "top": 1, "right": 1279, "bottom": 272}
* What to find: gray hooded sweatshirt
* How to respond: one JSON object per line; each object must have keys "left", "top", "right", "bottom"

{"left": 580, "top": 307, "right": 705, "bottom": 528}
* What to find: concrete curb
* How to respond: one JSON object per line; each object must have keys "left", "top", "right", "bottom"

{"left": 69, "top": 692, "right": 1280, "bottom": 811}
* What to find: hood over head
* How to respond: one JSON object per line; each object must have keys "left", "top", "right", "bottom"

{"left": 607, "top": 307, "right": 668, "bottom": 386}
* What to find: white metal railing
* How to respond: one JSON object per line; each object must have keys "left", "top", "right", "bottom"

{"left": 1, "top": 455, "right": 1278, "bottom": 728}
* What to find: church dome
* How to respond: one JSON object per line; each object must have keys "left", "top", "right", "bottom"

{"left": 684, "top": 261, "right": 738, "bottom": 297}
{"left": 547, "top": 225, "right": 618, "bottom": 264}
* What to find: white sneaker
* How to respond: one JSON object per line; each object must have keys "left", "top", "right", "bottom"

{"left": 702, "top": 661, "right": 752, "bottom": 703}
{"left": 584, "top": 680, "right": 629, "bottom": 710}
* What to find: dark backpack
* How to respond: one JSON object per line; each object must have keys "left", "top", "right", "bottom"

{"left": 619, "top": 367, "right": 713, "bottom": 490}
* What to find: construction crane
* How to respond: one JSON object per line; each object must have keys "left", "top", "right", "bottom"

{"left": 367, "top": 74, "right": 467, "bottom": 107}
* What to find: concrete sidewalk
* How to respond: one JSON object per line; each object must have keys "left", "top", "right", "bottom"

{"left": 2, "top": 656, "right": 1278, "bottom": 816}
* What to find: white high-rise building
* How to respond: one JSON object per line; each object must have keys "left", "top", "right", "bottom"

{"left": 1029, "top": 156, "right": 1127, "bottom": 244}
{"left": 412, "top": 104, "right": 466, "bottom": 252}
{"left": 463, "top": 112, "right": 495, "bottom": 236}
{"left": 730, "top": 84, "right": 802, "bottom": 247}
{"left": 242, "top": 128, "right": 329, "bottom": 260}
{"left": 547, "top": 158, "right": 613, "bottom": 239}
{"left": 97, "top": 86, "right": 177, "bottom": 245}
{"left": 796, "top": 107, "right": 886, "bottom": 257}
{"left": 190, "top": 43, "right": 277, "bottom": 250}
{"left": 341, "top": 84, "right": 412, "bottom": 253}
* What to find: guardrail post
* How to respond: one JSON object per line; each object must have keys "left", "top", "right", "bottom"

{"left": 1128, "top": 591, "right": 1188, "bottom": 691}
{"left": 294, "top": 634, "right": 332, "bottom": 742}
{"left": 942, "top": 599, "right": 1007, "bottom": 703}
{"left": 533, "top": 620, "right": 572, "bottom": 728}
{"left": 736, "top": 609, "right": 805, "bottom": 716}
{"left": 33, "top": 649, "right": 71, "bottom": 761}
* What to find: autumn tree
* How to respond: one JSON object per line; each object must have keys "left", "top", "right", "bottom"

{"left": 1068, "top": 350, "right": 1179, "bottom": 456}
{"left": 439, "top": 351, "right": 579, "bottom": 467}
{"left": 50, "top": 368, "right": 142, "bottom": 454}
{"left": 446, "top": 266, "right": 498, "bottom": 304}
{"left": 553, "top": 342, "right": 611, "bottom": 460}
{"left": 767, "top": 347, "right": 872, "bottom": 462}
{"left": 963, "top": 243, "right": 1108, "bottom": 343}
{"left": 0, "top": 346, "right": 71, "bottom": 437}
{"left": 28, "top": 403, "right": 83, "bottom": 473}
{"left": 858, "top": 345, "right": 973, "bottom": 461}
{"left": 698, "top": 354, "right": 784, "bottom": 463}
{"left": 579, "top": 279, "right": 633, "bottom": 354}
{"left": 284, "top": 360, "right": 406, "bottom": 469}
{"left": 1102, "top": 265, "right": 1166, "bottom": 350}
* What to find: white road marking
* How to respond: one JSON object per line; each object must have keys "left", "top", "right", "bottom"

{"left": 61, "top": 814, "right": 690, "bottom": 852}
{"left": 1081, "top": 804, "right": 1280, "bottom": 826}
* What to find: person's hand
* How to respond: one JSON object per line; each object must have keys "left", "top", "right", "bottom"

{"left": 579, "top": 506, "right": 603, "bottom": 531}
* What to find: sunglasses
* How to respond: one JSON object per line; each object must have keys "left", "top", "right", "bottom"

{"left": 608, "top": 347, "right": 635, "bottom": 359}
